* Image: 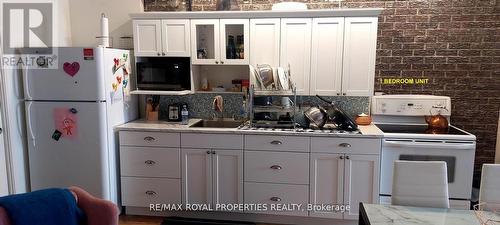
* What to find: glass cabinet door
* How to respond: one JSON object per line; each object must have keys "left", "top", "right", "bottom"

{"left": 191, "top": 19, "right": 220, "bottom": 65}
{"left": 220, "top": 19, "right": 249, "bottom": 65}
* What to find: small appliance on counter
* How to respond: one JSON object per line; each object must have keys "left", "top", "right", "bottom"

{"left": 168, "top": 103, "right": 187, "bottom": 122}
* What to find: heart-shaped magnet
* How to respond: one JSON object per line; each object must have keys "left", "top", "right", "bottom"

{"left": 63, "top": 62, "right": 80, "bottom": 77}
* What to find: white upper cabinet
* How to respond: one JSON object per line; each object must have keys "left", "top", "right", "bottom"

{"left": 280, "top": 18, "right": 312, "bottom": 95}
{"left": 161, "top": 19, "right": 191, "bottom": 57}
{"left": 250, "top": 19, "right": 281, "bottom": 67}
{"left": 342, "top": 17, "right": 378, "bottom": 96}
{"left": 310, "top": 18, "right": 344, "bottom": 96}
{"left": 220, "top": 19, "right": 250, "bottom": 65}
{"left": 134, "top": 19, "right": 190, "bottom": 57}
{"left": 133, "top": 20, "right": 162, "bottom": 56}
{"left": 191, "top": 19, "right": 249, "bottom": 65}
{"left": 191, "top": 19, "right": 220, "bottom": 65}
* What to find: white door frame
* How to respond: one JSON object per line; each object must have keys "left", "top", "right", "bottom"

{"left": 0, "top": 35, "right": 13, "bottom": 195}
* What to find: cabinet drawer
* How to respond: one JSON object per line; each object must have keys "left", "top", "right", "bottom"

{"left": 311, "top": 137, "right": 380, "bottom": 154}
{"left": 119, "top": 131, "right": 180, "bottom": 147}
{"left": 244, "top": 151, "right": 309, "bottom": 185}
{"left": 120, "top": 146, "right": 180, "bottom": 178}
{"left": 244, "top": 182, "right": 308, "bottom": 216}
{"left": 121, "top": 177, "right": 181, "bottom": 207}
{"left": 181, "top": 133, "right": 243, "bottom": 149}
{"left": 244, "top": 135, "right": 310, "bottom": 152}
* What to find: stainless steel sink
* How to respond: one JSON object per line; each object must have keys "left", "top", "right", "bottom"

{"left": 189, "top": 119, "right": 244, "bottom": 128}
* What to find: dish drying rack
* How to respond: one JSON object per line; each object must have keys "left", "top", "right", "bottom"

{"left": 248, "top": 85, "right": 297, "bottom": 129}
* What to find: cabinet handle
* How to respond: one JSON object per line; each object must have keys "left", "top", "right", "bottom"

{"left": 270, "top": 140, "right": 282, "bottom": 145}
{"left": 144, "top": 160, "right": 156, "bottom": 165}
{"left": 346, "top": 155, "right": 350, "bottom": 160}
{"left": 342, "top": 93, "right": 346, "bottom": 96}
{"left": 144, "top": 136, "right": 156, "bottom": 142}
{"left": 211, "top": 150, "right": 216, "bottom": 154}
{"left": 145, "top": 190, "right": 157, "bottom": 196}
{"left": 270, "top": 197, "right": 282, "bottom": 202}
{"left": 337, "top": 93, "right": 340, "bottom": 96}
{"left": 340, "top": 155, "right": 344, "bottom": 159}
{"left": 339, "top": 143, "right": 351, "bottom": 148}
{"left": 220, "top": 61, "right": 224, "bottom": 64}
{"left": 162, "top": 52, "right": 165, "bottom": 56}
{"left": 207, "top": 150, "right": 211, "bottom": 154}
{"left": 270, "top": 165, "right": 282, "bottom": 170}
{"left": 157, "top": 53, "right": 160, "bottom": 56}
{"left": 215, "top": 61, "right": 219, "bottom": 64}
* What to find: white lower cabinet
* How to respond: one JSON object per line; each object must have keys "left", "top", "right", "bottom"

{"left": 310, "top": 153, "right": 379, "bottom": 220}
{"left": 181, "top": 148, "right": 243, "bottom": 206}
{"left": 121, "top": 177, "right": 181, "bottom": 207}
{"left": 244, "top": 182, "right": 309, "bottom": 216}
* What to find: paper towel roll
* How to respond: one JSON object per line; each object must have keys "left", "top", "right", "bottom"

{"left": 99, "top": 13, "right": 109, "bottom": 47}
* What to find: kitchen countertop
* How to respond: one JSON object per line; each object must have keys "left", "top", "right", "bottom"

{"left": 115, "top": 119, "right": 384, "bottom": 138}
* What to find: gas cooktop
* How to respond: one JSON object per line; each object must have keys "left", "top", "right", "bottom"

{"left": 376, "top": 124, "right": 470, "bottom": 135}
{"left": 238, "top": 124, "right": 362, "bottom": 135}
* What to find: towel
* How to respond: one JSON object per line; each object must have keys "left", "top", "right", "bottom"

{"left": 0, "top": 188, "right": 85, "bottom": 225}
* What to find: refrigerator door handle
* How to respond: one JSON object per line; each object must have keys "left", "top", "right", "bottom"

{"left": 22, "top": 67, "right": 32, "bottom": 99}
{"left": 26, "top": 101, "right": 36, "bottom": 146}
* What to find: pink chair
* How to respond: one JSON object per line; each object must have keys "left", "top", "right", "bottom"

{"left": 0, "top": 186, "right": 119, "bottom": 225}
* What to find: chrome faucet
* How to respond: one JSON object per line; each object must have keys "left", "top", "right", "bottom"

{"left": 212, "top": 95, "right": 224, "bottom": 120}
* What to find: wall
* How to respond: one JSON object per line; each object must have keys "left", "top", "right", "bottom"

{"left": 68, "top": 0, "right": 144, "bottom": 47}
{"left": 144, "top": 0, "right": 500, "bottom": 178}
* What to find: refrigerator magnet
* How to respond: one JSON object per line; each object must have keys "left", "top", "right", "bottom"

{"left": 116, "top": 76, "right": 122, "bottom": 84}
{"left": 53, "top": 108, "right": 79, "bottom": 139}
{"left": 63, "top": 62, "right": 80, "bottom": 77}
{"left": 83, "top": 48, "right": 94, "bottom": 60}
{"left": 51, "top": 130, "right": 62, "bottom": 141}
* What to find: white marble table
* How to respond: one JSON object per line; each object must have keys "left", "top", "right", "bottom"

{"left": 359, "top": 203, "right": 500, "bottom": 225}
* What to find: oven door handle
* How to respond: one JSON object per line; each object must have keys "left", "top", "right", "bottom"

{"left": 383, "top": 140, "right": 475, "bottom": 150}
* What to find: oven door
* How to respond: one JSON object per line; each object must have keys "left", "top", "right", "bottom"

{"left": 380, "top": 138, "right": 475, "bottom": 200}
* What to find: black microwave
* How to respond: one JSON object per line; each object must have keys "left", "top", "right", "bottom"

{"left": 136, "top": 57, "right": 191, "bottom": 91}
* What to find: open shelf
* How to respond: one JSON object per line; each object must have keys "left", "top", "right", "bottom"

{"left": 195, "top": 91, "right": 246, "bottom": 95}
{"left": 130, "top": 90, "right": 193, "bottom": 95}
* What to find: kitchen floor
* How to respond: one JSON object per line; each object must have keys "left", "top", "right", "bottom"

{"left": 119, "top": 215, "right": 279, "bottom": 225}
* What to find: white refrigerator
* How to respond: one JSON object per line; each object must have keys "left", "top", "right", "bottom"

{"left": 23, "top": 47, "right": 138, "bottom": 203}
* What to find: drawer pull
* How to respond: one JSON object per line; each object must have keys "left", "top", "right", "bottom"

{"left": 144, "top": 136, "right": 156, "bottom": 142}
{"left": 144, "top": 160, "right": 156, "bottom": 165}
{"left": 270, "top": 165, "right": 282, "bottom": 170}
{"left": 270, "top": 140, "right": 283, "bottom": 145}
{"left": 207, "top": 150, "right": 211, "bottom": 154}
{"left": 339, "top": 143, "right": 351, "bottom": 148}
{"left": 270, "top": 197, "right": 282, "bottom": 202}
{"left": 340, "top": 155, "right": 344, "bottom": 159}
{"left": 346, "top": 155, "right": 350, "bottom": 160}
{"left": 145, "top": 190, "right": 157, "bottom": 196}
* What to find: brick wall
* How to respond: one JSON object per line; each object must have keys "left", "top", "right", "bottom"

{"left": 144, "top": 0, "right": 500, "bottom": 178}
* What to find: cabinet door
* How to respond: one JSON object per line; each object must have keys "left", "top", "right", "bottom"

{"left": 181, "top": 148, "right": 212, "bottom": 205}
{"left": 212, "top": 149, "right": 243, "bottom": 206}
{"left": 133, "top": 20, "right": 162, "bottom": 56}
{"left": 309, "top": 153, "right": 344, "bottom": 219}
{"left": 342, "top": 17, "right": 378, "bottom": 96}
{"left": 310, "top": 18, "right": 344, "bottom": 96}
{"left": 250, "top": 19, "right": 280, "bottom": 67}
{"left": 343, "top": 154, "right": 380, "bottom": 220}
{"left": 220, "top": 19, "right": 249, "bottom": 65}
{"left": 191, "top": 19, "right": 220, "bottom": 65}
{"left": 161, "top": 19, "right": 191, "bottom": 57}
{"left": 280, "top": 18, "right": 312, "bottom": 95}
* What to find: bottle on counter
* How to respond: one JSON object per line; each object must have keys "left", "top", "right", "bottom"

{"left": 181, "top": 104, "right": 189, "bottom": 125}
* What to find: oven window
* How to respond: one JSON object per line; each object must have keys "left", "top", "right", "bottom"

{"left": 399, "top": 155, "right": 456, "bottom": 183}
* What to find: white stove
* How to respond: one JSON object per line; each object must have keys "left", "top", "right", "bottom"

{"left": 372, "top": 95, "right": 476, "bottom": 209}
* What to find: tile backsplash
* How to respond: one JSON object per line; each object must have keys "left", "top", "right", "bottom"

{"left": 157, "top": 93, "right": 369, "bottom": 123}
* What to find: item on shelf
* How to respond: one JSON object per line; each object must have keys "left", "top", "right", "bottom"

{"left": 355, "top": 113, "right": 372, "bottom": 125}
{"left": 212, "top": 86, "right": 226, "bottom": 92}
{"left": 241, "top": 79, "right": 249, "bottom": 93}
{"left": 236, "top": 35, "right": 244, "bottom": 59}
{"left": 201, "top": 77, "right": 209, "bottom": 91}
{"left": 231, "top": 79, "right": 242, "bottom": 92}
{"left": 281, "top": 97, "right": 294, "bottom": 109}
{"left": 227, "top": 35, "right": 237, "bottom": 59}
{"left": 277, "top": 67, "right": 289, "bottom": 90}
{"left": 197, "top": 48, "right": 207, "bottom": 59}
